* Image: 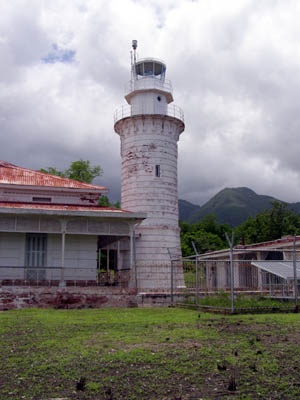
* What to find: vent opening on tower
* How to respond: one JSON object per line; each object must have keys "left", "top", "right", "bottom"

{"left": 155, "top": 165, "right": 160, "bottom": 177}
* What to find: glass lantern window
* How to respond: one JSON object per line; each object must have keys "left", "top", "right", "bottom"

{"left": 154, "top": 63, "right": 163, "bottom": 75}
{"left": 144, "top": 62, "right": 153, "bottom": 75}
{"left": 135, "top": 63, "right": 143, "bottom": 76}
{"left": 135, "top": 60, "right": 166, "bottom": 78}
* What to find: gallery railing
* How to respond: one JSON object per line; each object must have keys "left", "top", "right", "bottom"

{"left": 114, "top": 103, "right": 184, "bottom": 125}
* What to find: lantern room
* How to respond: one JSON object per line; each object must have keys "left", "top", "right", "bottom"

{"left": 134, "top": 58, "right": 166, "bottom": 81}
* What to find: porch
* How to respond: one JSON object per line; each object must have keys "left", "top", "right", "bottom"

{"left": 0, "top": 206, "right": 146, "bottom": 289}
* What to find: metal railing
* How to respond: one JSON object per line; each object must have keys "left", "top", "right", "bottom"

{"left": 125, "top": 77, "right": 173, "bottom": 97}
{"left": 114, "top": 103, "right": 184, "bottom": 125}
{"left": 0, "top": 266, "right": 131, "bottom": 287}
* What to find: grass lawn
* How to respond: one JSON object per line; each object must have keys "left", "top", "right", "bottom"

{"left": 183, "top": 293, "right": 295, "bottom": 310}
{"left": 1, "top": 308, "right": 300, "bottom": 399}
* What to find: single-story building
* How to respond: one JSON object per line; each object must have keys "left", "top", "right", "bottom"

{"left": 187, "top": 235, "right": 300, "bottom": 293}
{"left": 0, "top": 161, "right": 146, "bottom": 288}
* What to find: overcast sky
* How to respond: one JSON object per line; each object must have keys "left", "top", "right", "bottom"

{"left": 1, "top": 0, "right": 300, "bottom": 205}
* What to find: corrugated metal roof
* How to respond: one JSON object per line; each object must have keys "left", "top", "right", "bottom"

{"left": 0, "top": 161, "right": 107, "bottom": 191}
{"left": 237, "top": 236, "right": 297, "bottom": 249}
{"left": 251, "top": 261, "right": 300, "bottom": 280}
{"left": 198, "top": 236, "right": 300, "bottom": 259}
{"left": 0, "top": 202, "right": 127, "bottom": 213}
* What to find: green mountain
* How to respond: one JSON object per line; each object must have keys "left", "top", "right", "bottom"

{"left": 178, "top": 199, "right": 201, "bottom": 222}
{"left": 179, "top": 187, "right": 300, "bottom": 227}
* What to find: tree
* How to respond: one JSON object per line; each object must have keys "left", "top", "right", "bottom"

{"left": 113, "top": 201, "right": 121, "bottom": 209}
{"left": 234, "top": 201, "right": 300, "bottom": 244}
{"left": 39, "top": 160, "right": 102, "bottom": 184}
{"left": 180, "top": 216, "right": 230, "bottom": 256}
{"left": 98, "top": 195, "right": 110, "bottom": 207}
{"left": 65, "top": 160, "right": 102, "bottom": 184}
{"left": 40, "top": 161, "right": 122, "bottom": 208}
{"left": 39, "top": 167, "right": 65, "bottom": 178}
{"left": 98, "top": 195, "right": 121, "bottom": 208}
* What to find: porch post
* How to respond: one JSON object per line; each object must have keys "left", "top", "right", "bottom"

{"left": 60, "top": 219, "right": 67, "bottom": 287}
{"left": 117, "top": 240, "right": 121, "bottom": 269}
{"left": 106, "top": 246, "right": 110, "bottom": 273}
{"left": 129, "top": 224, "right": 137, "bottom": 288}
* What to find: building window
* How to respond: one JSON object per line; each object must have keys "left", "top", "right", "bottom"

{"left": 32, "top": 197, "right": 52, "bottom": 203}
{"left": 25, "top": 233, "right": 47, "bottom": 280}
{"left": 155, "top": 165, "right": 160, "bottom": 177}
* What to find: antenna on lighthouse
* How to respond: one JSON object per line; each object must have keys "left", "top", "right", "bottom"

{"left": 132, "top": 40, "right": 138, "bottom": 62}
{"left": 131, "top": 40, "right": 138, "bottom": 80}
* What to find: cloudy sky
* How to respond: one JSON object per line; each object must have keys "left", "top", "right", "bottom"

{"left": 1, "top": 0, "right": 300, "bottom": 205}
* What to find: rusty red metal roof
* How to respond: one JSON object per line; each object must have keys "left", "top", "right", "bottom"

{"left": 0, "top": 161, "right": 107, "bottom": 191}
{"left": 0, "top": 202, "right": 130, "bottom": 213}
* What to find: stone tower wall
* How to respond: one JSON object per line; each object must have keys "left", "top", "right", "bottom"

{"left": 116, "top": 114, "right": 184, "bottom": 290}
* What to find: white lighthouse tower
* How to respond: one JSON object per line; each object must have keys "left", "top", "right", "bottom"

{"left": 114, "top": 41, "right": 185, "bottom": 290}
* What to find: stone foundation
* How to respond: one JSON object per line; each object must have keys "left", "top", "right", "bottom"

{"left": 0, "top": 285, "right": 187, "bottom": 310}
{"left": 0, "top": 286, "right": 140, "bottom": 310}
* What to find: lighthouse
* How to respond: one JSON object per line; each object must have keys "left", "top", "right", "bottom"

{"left": 114, "top": 41, "right": 185, "bottom": 290}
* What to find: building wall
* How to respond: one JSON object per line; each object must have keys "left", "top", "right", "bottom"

{"left": 131, "top": 91, "right": 168, "bottom": 115}
{"left": 0, "top": 232, "right": 97, "bottom": 281}
{"left": 47, "top": 234, "right": 98, "bottom": 280}
{"left": 0, "top": 232, "right": 25, "bottom": 279}
{"left": 118, "top": 116, "right": 182, "bottom": 263}
{"left": 117, "top": 115, "right": 184, "bottom": 290}
{"left": 0, "top": 188, "right": 99, "bottom": 205}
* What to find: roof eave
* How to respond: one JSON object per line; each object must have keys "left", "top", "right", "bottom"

{"left": 0, "top": 206, "right": 146, "bottom": 221}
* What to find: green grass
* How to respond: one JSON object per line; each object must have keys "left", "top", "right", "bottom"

{"left": 1, "top": 308, "right": 300, "bottom": 399}
{"left": 184, "top": 293, "right": 293, "bottom": 309}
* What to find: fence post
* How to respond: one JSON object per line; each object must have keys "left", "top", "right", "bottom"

{"left": 192, "top": 241, "right": 199, "bottom": 305}
{"left": 293, "top": 236, "right": 298, "bottom": 312}
{"left": 168, "top": 248, "right": 179, "bottom": 306}
{"left": 225, "top": 232, "right": 235, "bottom": 314}
{"left": 171, "top": 260, "right": 174, "bottom": 305}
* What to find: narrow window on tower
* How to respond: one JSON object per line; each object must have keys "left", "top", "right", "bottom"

{"left": 155, "top": 165, "right": 160, "bottom": 177}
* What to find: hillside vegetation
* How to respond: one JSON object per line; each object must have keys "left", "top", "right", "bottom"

{"left": 180, "top": 201, "right": 300, "bottom": 256}
{"left": 179, "top": 187, "right": 300, "bottom": 227}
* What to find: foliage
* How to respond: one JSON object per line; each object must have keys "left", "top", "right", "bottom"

{"left": 98, "top": 195, "right": 111, "bottom": 207}
{"left": 39, "top": 166, "right": 65, "bottom": 177}
{"left": 65, "top": 160, "right": 102, "bottom": 183}
{"left": 179, "top": 187, "right": 277, "bottom": 226}
{"left": 180, "top": 214, "right": 231, "bottom": 256}
{"left": 234, "top": 200, "right": 300, "bottom": 244}
{"left": 114, "top": 200, "right": 121, "bottom": 208}
{"left": 40, "top": 159, "right": 102, "bottom": 183}
{"left": 40, "top": 161, "right": 122, "bottom": 207}
{"left": 98, "top": 195, "right": 121, "bottom": 208}
{"left": 181, "top": 201, "right": 300, "bottom": 256}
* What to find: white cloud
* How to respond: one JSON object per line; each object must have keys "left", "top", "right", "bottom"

{"left": 1, "top": 0, "right": 300, "bottom": 205}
